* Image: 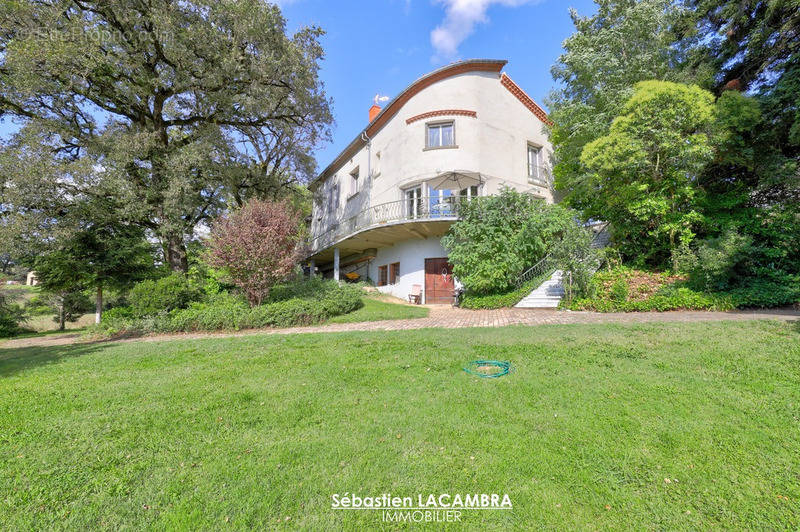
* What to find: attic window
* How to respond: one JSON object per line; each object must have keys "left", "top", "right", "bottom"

{"left": 426, "top": 121, "right": 455, "bottom": 149}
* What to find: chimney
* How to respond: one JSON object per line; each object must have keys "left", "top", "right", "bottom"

{"left": 368, "top": 104, "right": 381, "bottom": 123}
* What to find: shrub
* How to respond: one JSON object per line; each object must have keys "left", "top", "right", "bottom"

{"left": 25, "top": 293, "right": 56, "bottom": 316}
{"left": 267, "top": 276, "right": 335, "bottom": 302}
{"left": 96, "top": 306, "right": 136, "bottom": 335}
{"left": 207, "top": 199, "right": 303, "bottom": 306}
{"left": 95, "top": 280, "right": 363, "bottom": 334}
{"left": 564, "top": 266, "right": 799, "bottom": 312}
{"left": 689, "top": 230, "right": 753, "bottom": 291}
{"left": 128, "top": 273, "right": 202, "bottom": 317}
{"left": 609, "top": 277, "right": 629, "bottom": 303}
{"left": 442, "top": 187, "right": 578, "bottom": 295}
{"left": 723, "top": 279, "right": 800, "bottom": 308}
{"left": 0, "top": 291, "right": 27, "bottom": 337}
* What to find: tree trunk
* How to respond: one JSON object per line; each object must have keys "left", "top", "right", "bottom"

{"left": 166, "top": 234, "right": 189, "bottom": 273}
{"left": 669, "top": 230, "right": 677, "bottom": 271}
{"left": 58, "top": 299, "right": 65, "bottom": 331}
{"left": 95, "top": 284, "right": 103, "bottom": 324}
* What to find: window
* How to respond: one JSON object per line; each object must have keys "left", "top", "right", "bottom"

{"left": 405, "top": 186, "right": 423, "bottom": 218}
{"left": 528, "top": 144, "right": 543, "bottom": 183}
{"left": 349, "top": 167, "right": 360, "bottom": 197}
{"left": 389, "top": 262, "right": 400, "bottom": 284}
{"left": 378, "top": 265, "right": 388, "bottom": 286}
{"left": 426, "top": 121, "right": 455, "bottom": 148}
{"left": 328, "top": 183, "right": 339, "bottom": 213}
{"left": 459, "top": 185, "right": 479, "bottom": 199}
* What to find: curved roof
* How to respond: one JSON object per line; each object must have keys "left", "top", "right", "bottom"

{"left": 311, "top": 59, "right": 548, "bottom": 186}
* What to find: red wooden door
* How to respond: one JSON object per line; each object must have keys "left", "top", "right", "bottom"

{"left": 425, "top": 258, "right": 454, "bottom": 304}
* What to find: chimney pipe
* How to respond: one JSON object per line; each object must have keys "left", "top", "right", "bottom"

{"left": 368, "top": 104, "right": 381, "bottom": 123}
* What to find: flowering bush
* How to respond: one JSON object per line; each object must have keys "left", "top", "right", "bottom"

{"left": 207, "top": 199, "right": 304, "bottom": 306}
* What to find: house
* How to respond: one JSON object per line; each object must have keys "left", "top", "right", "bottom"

{"left": 306, "top": 59, "right": 554, "bottom": 304}
{"left": 26, "top": 271, "right": 38, "bottom": 286}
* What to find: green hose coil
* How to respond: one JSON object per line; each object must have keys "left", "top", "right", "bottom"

{"left": 463, "top": 360, "right": 511, "bottom": 378}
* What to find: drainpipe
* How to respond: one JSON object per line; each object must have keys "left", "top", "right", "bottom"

{"left": 360, "top": 130, "right": 371, "bottom": 180}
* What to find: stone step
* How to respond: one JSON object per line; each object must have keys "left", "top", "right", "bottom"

{"left": 515, "top": 269, "right": 565, "bottom": 309}
{"left": 516, "top": 300, "right": 560, "bottom": 308}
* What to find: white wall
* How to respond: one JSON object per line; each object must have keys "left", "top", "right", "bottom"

{"left": 369, "top": 237, "right": 460, "bottom": 304}
{"left": 310, "top": 68, "right": 554, "bottom": 241}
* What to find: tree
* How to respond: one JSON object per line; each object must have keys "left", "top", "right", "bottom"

{"left": 33, "top": 222, "right": 153, "bottom": 325}
{"left": 675, "top": 0, "right": 800, "bottom": 212}
{"left": 207, "top": 199, "right": 303, "bottom": 306}
{"left": 0, "top": 0, "right": 332, "bottom": 271}
{"left": 0, "top": 290, "right": 27, "bottom": 337}
{"left": 675, "top": 0, "right": 800, "bottom": 92}
{"left": 580, "top": 81, "right": 716, "bottom": 267}
{"left": 441, "top": 188, "right": 576, "bottom": 295}
{"left": 547, "top": 0, "right": 685, "bottom": 214}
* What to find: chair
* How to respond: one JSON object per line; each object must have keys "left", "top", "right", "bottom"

{"left": 408, "top": 284, "right": 422, "bottom": 304}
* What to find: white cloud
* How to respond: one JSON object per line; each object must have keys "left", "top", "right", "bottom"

{"left": 430, "top": 0, "right": 536, "bottom": 59}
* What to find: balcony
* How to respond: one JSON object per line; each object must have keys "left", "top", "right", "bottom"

{"left": 306, "top": 195, "right": 472, "bottom": 261}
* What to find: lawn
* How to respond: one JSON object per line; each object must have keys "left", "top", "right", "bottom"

{"left": 1, "top": 320, "right": 799, "bottom": 529}
{"left": 327, "top": 295, "right": 429, "bottom": 323}
{"left": 22, "top": 313, "right": 95, "bottom": 333}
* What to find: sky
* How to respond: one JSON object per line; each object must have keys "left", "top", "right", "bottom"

{"left": 279, "top": 0, "right": 598, "bottom": 172}
{"left": 0, "top": 0, "right": 600, "bottom": 175}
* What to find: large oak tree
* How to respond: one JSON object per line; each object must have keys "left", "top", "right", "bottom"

{"left": 0, "top": 0, "right": 332, "bottom": 271}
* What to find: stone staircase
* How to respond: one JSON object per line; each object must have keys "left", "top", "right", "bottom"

{"left": 516, "top": 270, "right": 565, "bottom": 308}
{"left": 514, "top": 223, "right": 610, "bottom": 309}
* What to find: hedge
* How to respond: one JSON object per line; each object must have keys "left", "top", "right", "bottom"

{"left": 565, "top": 267, "right": 800, "bottom": 312}
{"left": 97, "top": 281, "right": 363, "bottom": 335}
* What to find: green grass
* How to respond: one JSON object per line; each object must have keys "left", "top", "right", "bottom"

{"left": 327, "top": 296, "right": 429, "bottom": 323}
{"left": 1, "top": 320, "right": 799, "bottom": 529}
{"left": 22, "top": 313, "right": 95, "bottom": 333}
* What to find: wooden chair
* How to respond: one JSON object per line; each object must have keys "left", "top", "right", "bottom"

{"left": 408, "top": 284, "right": 422, "bottom": 305}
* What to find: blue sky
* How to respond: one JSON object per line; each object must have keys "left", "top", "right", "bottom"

{"left": 0, "top": 0, "right": 599, "bottom": 176}
{"left": 280, "top": 0, "right": 598, "bottom": 172}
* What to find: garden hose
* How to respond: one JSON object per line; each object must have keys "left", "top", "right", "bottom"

{"left": 463, "top": 360, "right": 511, "bottom": 378}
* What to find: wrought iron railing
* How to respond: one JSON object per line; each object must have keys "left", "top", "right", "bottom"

{"left": 515, "top": 253, "right": 556, "bottom": 288}
{"left": 513, "top": 222, "right": 610, "bottom": 288}
{"left": 307, "top": 195, "right": 473, "bottom": 253}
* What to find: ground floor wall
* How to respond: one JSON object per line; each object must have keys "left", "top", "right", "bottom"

{"left": 369, "top": 236, "right": 461, "bottom": 304}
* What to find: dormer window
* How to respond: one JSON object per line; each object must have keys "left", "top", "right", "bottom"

{"left": 426, "top": 121, "right": 455, "bottom": 149}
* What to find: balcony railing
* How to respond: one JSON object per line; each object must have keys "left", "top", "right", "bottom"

{"left": 307, "top": 195, "right": 473, "bottom": 254}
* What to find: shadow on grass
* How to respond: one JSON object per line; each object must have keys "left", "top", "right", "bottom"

{"left": 0, "top": 341, "right": 109, "bottom": 378}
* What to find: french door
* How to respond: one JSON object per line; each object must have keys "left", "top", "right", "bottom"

{"left": 405, "top": 186, "right": 423, "bottom": 218}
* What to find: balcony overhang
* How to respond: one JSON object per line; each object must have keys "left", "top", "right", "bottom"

{"left": 307, "top": 217, "right": 456, "bottom": 264}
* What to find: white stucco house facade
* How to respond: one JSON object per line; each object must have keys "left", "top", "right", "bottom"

{"left": 306, "top": 59, "right": 554, "bottom": 304}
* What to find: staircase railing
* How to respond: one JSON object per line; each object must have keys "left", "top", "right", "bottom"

{"left": 515, "top": 253, "right": 556, "bottom": 288}
{"left": 513, "top": 222, "right": 610, "bottom": 289}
